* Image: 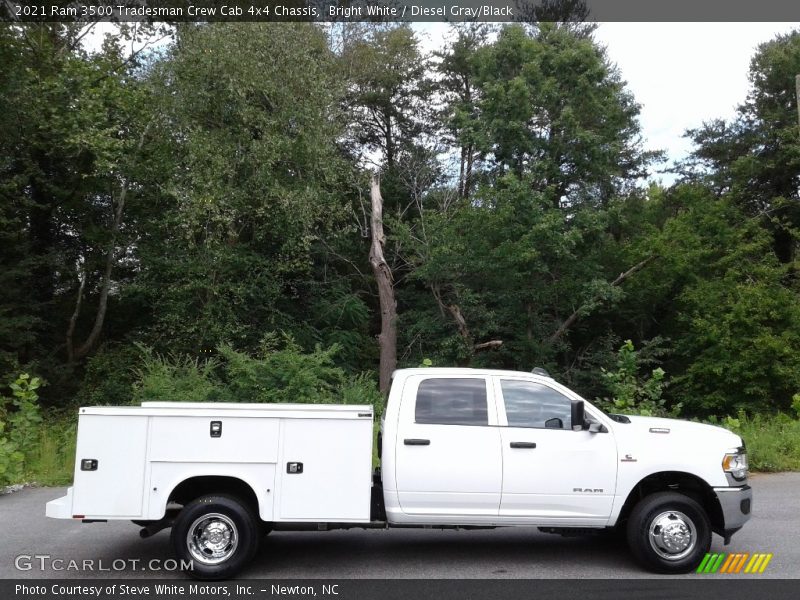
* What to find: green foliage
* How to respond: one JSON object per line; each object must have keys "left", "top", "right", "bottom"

{"left": 596, "top": 341, "right": 680, "bottom": 417}
{"left": 0, "top": 419, "right": 24, "bottom": 486}
{"left": 219, "top": 334, "right": 345, "bottom": 404}
{"left": 132, "top": 346, "right": 228, "bottom": 404}
{"left": 24, "top": 416, "right": 77, "bottom": 486}
{"left": 719, "top": 411, "right": 800, "bottom": 472}
{"left": 130, "top": 335, "right": 384, "bottom": 414}
{"left": 76, "top": 344, "right": 140, "bottom": 406}
{"left": 340, "top": 372, "right": 384, "bottom": 417}
{"left": 0, "top": 373, "right": 43, "bottom": 485}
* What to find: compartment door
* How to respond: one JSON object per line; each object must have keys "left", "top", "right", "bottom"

{"left": 71, "top": 415, "right": 149, "bottom": 517}
{"left": 277, "top": 418, "right": 373, "bottom": 521}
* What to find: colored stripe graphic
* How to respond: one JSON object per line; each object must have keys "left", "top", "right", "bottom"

{"left": 711, "top": 552, "right": 725, "bottom": 573}
{"left": 758, "top": 554, "right": 773, "bottom": 573}
{"left": 734, "top": 553, "right": 750, "bottom": 573}
{"left": 696, "top": 552, "right": 770, "bottom": 574}
{"left": 697, "top": 553, "right": 712, "bottom": 573}
{"left": 720, "top": 553, "right": 737, "bottom": 573}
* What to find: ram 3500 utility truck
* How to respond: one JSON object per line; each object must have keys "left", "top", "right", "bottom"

{"left": 47, "top": 368, "right": 752, "bottom": 579}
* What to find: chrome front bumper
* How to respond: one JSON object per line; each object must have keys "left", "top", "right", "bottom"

{"left": 714, "top": 484, "right": 752, "bottom": 541}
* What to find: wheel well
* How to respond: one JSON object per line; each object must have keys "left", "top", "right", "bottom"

{"left": 616, "top": 471, "right": 723, "bottom": 533}
{"left": 168, "top": 476, "right": 260, "bottom": 515}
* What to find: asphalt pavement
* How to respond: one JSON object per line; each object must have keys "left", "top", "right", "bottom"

{"left": 2, "top": 472, "right": 798, "bottom": 579}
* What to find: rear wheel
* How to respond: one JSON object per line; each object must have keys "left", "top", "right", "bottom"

{"left": 626, "top": 491, "right": 711, "bottom": 573}
{"left": 171, "top": 494, "right": 259, "bottom": 580}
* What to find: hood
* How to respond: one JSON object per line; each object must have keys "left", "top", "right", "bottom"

{"left": 612, "top": 414, "right": 743, "bottom": 449}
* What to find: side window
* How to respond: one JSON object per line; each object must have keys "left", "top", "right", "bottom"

{"left": 415, "top": 378, "right": 488, "bottom": 426}
{"left": 500, "top": 380, "right": 572, "bottom": 430}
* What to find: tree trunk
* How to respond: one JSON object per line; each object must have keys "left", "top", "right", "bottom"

{"left": 431, "top": 283, "right": 502, "bottom": 360}
{"left": 67, "top": 121, "right": 152, "bottom": 361}
{"left": 71, "top": 185, "right": 126, "bottom": 360}
{"left": 369, "top": 175, "right": 397, "bottom": 395}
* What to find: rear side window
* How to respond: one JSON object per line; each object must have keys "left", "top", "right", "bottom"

{"left": 415, "top": 378, "right": 488, "bottom": 426}
{"left": 500, "top": 379, "right": 572, "bottom": 430}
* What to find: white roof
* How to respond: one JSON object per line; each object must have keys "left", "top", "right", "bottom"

{"left": 79, "top": 402, "right": 372, "bottom": 420}
{"left": 392, "top": 367, "right": 550, "bottom": 378}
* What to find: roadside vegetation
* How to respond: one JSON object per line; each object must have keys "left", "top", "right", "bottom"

{"left": 1, "top": 20, "right": 799, "bottom": 486}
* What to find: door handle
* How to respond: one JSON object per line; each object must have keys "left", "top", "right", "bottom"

{"left": 510, "top": 441, "right": 537, "bottom": 449}
{"left": 404, "top": 438, "right": 430, "bottom": 446}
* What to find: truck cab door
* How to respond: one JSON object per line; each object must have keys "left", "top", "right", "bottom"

{"left": 493, "top": 376, "right": 617, "bottom": 525}
{"left": 393, "top": 375, "right": 502, "bottom": 518}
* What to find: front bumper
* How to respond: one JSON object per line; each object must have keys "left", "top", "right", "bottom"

{"left": 713, "top": 484, "right": 752, "bottom": 542}
{"left": 45, "top": 487, "right": 74, "bottom": 519}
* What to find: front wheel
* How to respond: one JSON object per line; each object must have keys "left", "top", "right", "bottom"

{"left": 171, "top": 494, "right": 260, "bottom": 580}
{"left": 626, "top": 491, "right": 711, "bottom": 573}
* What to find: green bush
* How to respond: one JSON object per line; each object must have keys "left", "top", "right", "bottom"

{"left": 131, "top": 344, "right": 229, "bottom": 404}
{"left": 130, "top": 334, "right": 385, "bottom": 415}
{"left": 76, "top": 343, "right": 141, "bottom": 406}
{"left": 0, "top": 419, "right": 24, "bottom": 486}
{"left": 25, "top": 416, "right": 77, "bottom": 486}
{"left": 0, "top": 373, "right": 43, "bottom": 486}
{"left": 219, "top": 333, "right": 345, "bottom": 404}
{"left": 717, "top": 411, "right": 800, "bottom": 472}
{"left": 595, "top": 340, "right": 681, "bottom": 418}
{"left": 340, "top": 372, "right": 384, "bottom": 417}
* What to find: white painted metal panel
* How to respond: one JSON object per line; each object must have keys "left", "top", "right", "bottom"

{"left": 393, "top": 375, "right": 503, "bottom": 517}
{"left": 71, "top": 415, "right": 148, "bottom": 518}
{"left": 147, "top": 461, "right": 277, "bottom": 521}
{"left": 276, "top": 418, "right": 373, "bottom": 521}
{"left": 149, "top": 416, "right": 279, "bottom": 463}
{"left": 492, "top": 375, "right": 617, "bottom": 522}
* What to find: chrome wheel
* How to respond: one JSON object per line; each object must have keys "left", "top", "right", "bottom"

{"left": 648, "top": 510, "right": 697, "bottom": 561}
{"left": 186, "top": 512, "right": 239, "bottom": 565}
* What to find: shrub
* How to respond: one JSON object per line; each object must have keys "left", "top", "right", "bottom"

{"left": 76, "top": 343, "right": 140, "bottom": 406}
{"left": 718, "top": 411, "right": 800, "bottom": 472}
{"left": 596, "top": 340, "right": 681, "bottom": 417}
{"left": 131, "top": 344, "right": 229, "bottom": 404}
{"left": 0, "top": 373, "right": 43, "bottom": 486}
{"left": 129, "top": 334, "right": 385, "bottom": 415}
{"left": 340, "top": 372, "right": 384, "bottom": 417}
{"left": 219, "top": 333, "right": 345, "bottom": 404}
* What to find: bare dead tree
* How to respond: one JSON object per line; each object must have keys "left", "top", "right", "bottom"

{"left": 369, "top": 175, "right": 397, "bottom": 394}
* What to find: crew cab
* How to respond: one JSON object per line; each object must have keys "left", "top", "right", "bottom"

{"left": 47, "top": 368, "right": 752, "bottom": 579}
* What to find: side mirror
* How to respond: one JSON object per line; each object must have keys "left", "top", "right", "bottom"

{"left": 588, "top": 422, "right": 606, "bottom": 433}
{"left": 571, "top": 400, "right": 586, "bottom": 431}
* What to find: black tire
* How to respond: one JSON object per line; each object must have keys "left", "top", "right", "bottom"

{"left": 171, "top": 494, "right": 260, "bottom": 580}
{"left": 626, "top": 491, "right": 711, "bottom": 574}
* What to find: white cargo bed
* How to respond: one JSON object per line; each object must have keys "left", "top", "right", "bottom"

{"left": 46, "top": 402, "right": 374, "bottom": 524}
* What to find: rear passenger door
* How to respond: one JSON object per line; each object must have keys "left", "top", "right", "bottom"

{"left": 394, "top": 375, "right": 502, "bottom": 518}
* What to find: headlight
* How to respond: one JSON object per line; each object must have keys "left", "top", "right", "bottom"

{"left": 722, "top": 447, "right": 748, "bottom": 481}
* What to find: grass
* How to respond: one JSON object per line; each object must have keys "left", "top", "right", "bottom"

{"left": 24, "top": 417, "right": 76, "bottom": 486}
{"left": 731, "top": 413, "right": 800, "bottom": 472}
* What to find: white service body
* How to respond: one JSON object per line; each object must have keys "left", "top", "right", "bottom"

{"left": 47, "top": 403, "right": 374, "bottom": 524}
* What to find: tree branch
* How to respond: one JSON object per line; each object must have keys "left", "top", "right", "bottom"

{"left": 549, "top": 254, "right": 659, "bottom": 343}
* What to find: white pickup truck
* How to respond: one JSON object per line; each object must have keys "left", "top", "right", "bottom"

{"left": 47, "top": 368, "right": 752, "bottom": 579}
